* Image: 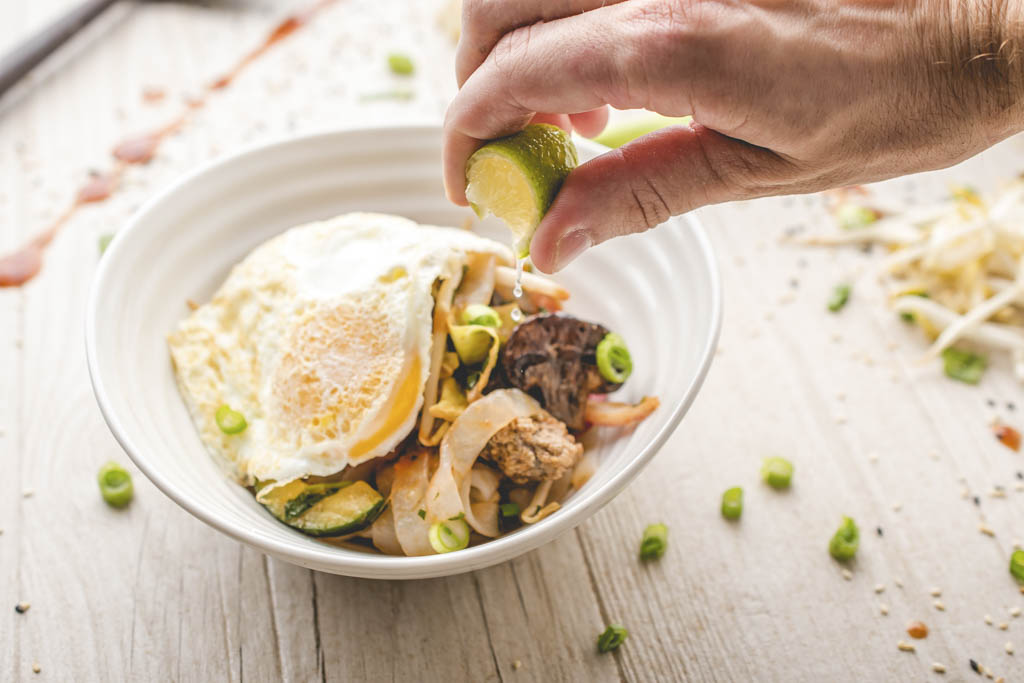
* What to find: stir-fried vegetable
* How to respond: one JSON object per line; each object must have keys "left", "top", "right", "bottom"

{"left": 639, "top": 523, "right": 668, "bottom": 560}
{"left": 215, "top": 404, "right": 247, "bottom": 434}
{"left": 804, "top": 180, "right": 1024, "bottom": 382}
{"left": 97, "top": 462, "right": 133, "bottom": 508}
{"left": 829, "top": 516, "right": 860, "bottom": 561}
{"left": 721, "top": 487, "right": 743, "bottom": 520}
{"left": 596, "top": 332, "right": 633, "bottom": 383}
{"left": 597, "top": 624, "right": 628, "bottom": 653}
{"left": 761, "top": 456, "right": 794, "bottom": 489}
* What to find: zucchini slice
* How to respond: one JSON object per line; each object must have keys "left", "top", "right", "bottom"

{"left": 260, "top": 480, "right": 385, "bottom": 537}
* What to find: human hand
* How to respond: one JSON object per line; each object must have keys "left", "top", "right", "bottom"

{"left": 443, "top": 0, "right": 1024, "bottom": 272}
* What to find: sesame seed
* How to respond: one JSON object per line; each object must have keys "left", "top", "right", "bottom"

{"left": 897, "top": 640, "right": 916, "bottom": 652}
{"left": 22, "top": 489, "right": 34, "bottom": 498}
{"left": 868, "top": 452, "right": 879, "bottom": 462}
{"left": 1006, "top": 641, "right": 1014, "bottom": 654}
{"left": 995, "top": 677, "right": 1005, "bottom": 683}
{"left": 979, "top": 524, "right": 996, "bottom": 537}
{"left": 1011, "top": 607, "right": 1021, "bottom": 618}
{"left": 831, "top": 332, "right": 843, "bottom": 343}
{"left": 985, "top": 614, "right": 994, "bottom": 625}
{"left": 892, "top": 502, "right": 903, "bottom": 511}
{"left": 875, "top": 584, "right": 886, "bottom": 593}
{"left": 32, "top": 663, "right": 40, "bottom": 674}
{"left": 928, "top": 449, "right": 938, "bottom": 460}
{"left": 961, "top": 487, "right": 971, "bottom": 499}
{"left": 894, "top": 578, "right": 904, "bottom": 588}
{"left": 512, "top": 660, "right": 521, "bottom": 670}
{"left": 763, "top": 311, "right": 775, "bottom": 321}
{"left": 934, "top": 600, "right": 946, "bottom": 611}
{"left": 836, "top": 391, "right": 846, "bottom": 401}
{"left": 990, "top": 489, "right": 1007, "bottom": 499}
{"left": 931, "top": 663, "right": 946, "bottom": 673}
{"left": 842, "top": 569, "right": 853, "bottom": 581}
{"left": 1016, "top": 483, "right": 1024, "bottom": 492}
{"left": 880, "top": 603, "right": 889, "bottom": 615}
{"left": 15, "top": 602, "right": 29, "bottom": 613}
{"left": 999, "top": 622, "right": 1009, "bottom": 630}
{"left": 930, "top": 587, "right": 942, "bottom": 597}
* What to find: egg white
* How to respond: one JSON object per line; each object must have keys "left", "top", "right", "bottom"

{"left": 168, "top": 212, "right": 511, "bottom": 485}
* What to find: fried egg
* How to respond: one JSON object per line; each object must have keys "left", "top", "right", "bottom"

{"left": 168, "top": 212, "right": 511, "bottom": 485}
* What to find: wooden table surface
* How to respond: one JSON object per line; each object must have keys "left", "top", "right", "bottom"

{"left": 3, "top": 1, "right": 1023, "bottom": 681}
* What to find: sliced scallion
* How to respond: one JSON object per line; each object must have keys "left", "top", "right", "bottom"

{"left": 97, "top": 462, "right": 133, "bottom": 508}
{"left": 941, "top": 347, "right": 986, "bottom": 384}
{"left": 639, "top": 523, "right": 668, "bottom": 561}
{"left": 596, "top": 333, "right": 632, "bottom": 384}
{"left": 429, "top": 518, "right": 470, "bottom": 554}
{"left": 1011, "top": 549, "right": 1024, "bottom": 583}
{"left": 761, "top": 457, "right": 794, "bottom": 489}
{"left": 829, "top": 516, "right": 860, "bottom": 562}
{"left": 827, "top": 284, "right": 851, "bottom": 312}
{"left": 597, "top": 624, "right": 628, "bottom": 653}
{"left": 215, "top": 404, "right": 247, "bottom": 434}
{"left": 721, "top": 487, "right": 743, "bottom": 520}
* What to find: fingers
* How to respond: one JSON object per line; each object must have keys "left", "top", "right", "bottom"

{"left": 456, "top": 0, "right": 628, "bottom": 87}
{"left": 529, "top": 124, "right": 796, "bottom": 273}
{"left": 568, "top": 108, "right": 610, "bottom": 138}
{"left": 444, "top": 3, "right": 665, "bottom": 203}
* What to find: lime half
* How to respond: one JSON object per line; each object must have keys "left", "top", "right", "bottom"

{"left": 465, "top": 124, "right": 578, "bottom": 258}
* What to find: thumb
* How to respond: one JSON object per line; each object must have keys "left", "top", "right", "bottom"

{"left": 529, "top": 123, "right": 794, "bottom": 273}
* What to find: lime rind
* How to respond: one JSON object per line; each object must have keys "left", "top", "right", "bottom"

{"left": 465, "top": 124, "right": 578, "bottom": 258}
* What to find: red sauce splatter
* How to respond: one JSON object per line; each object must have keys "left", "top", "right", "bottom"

{"left": 0, "top": 244, "right": 44, "bottom": 287}
{"left": 142, "top": 86, "right": 166, "bottom": 103}
{"left": 994, "top": 423, "right": 1021, "bottom": 452}
{"left": 77, "top": 172, "right": 120, "bottom": 204}
{"left": 113, "top": 133, "right": 162, "bottom": 164}
{"left": 0, "top": 0, "right": 339, "bottom": 289}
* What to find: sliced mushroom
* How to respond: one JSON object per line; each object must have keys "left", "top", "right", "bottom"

{"left": 501, "top": 314, "right": 619, "bottom": 430}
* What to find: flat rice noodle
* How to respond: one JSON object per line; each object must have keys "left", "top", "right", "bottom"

{"left": 370, "top": 463, "right": 401, "bottom": 555}
{"left": 391, "top": 450, "right": 437, "bottom": 556}
{"left": 370, "top": 507, "right": 402, "bottom": 556}
{"left": 425, "top": 389, "right": 541, "bottom": 531}
{"left": 453, "top": 253, "right": 497, "bottom": 308}
{"left": 460, "top": 463, "right": 501, "bottom": 537}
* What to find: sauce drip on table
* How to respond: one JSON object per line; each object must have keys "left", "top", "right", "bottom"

{"left": 0, "top": 0, "right": 339, "bottom": 288}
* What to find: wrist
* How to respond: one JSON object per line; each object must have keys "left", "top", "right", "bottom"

{"left": 945, "top": 0, "right": 1024, "bottom": 138}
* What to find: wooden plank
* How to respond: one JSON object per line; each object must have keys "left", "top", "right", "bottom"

{"left": 3, "top": 0, "right": 1024, "bottom": 680}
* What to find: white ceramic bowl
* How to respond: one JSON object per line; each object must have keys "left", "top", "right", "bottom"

{"left": 86, "top": 124, "right": 721, "bottom": 579}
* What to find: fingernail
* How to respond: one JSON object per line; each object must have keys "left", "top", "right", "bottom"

{"left": 553, "top": 229, "right": 592, "bottom": 271}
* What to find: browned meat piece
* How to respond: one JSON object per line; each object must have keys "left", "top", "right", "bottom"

{"left": 501, "top": 314, "right": 619, "bottom": 431}
{"left": 481, "top": 411, "right": 583, "bottom": 484}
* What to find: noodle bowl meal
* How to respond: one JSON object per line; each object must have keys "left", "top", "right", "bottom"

{"left": 168, "top": 212, "right": 658, "bottom": 556}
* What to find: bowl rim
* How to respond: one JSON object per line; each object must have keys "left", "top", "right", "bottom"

{"left": 84, "top": 122, "right": 722, "bottom": 578}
